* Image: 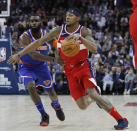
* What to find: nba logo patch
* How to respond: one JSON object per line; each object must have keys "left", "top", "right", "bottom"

{"left": 44, "top": 80, "right": 51, "bottom": 86}
{"left": 0, "top": 47, "right": 6, "bottom": 62}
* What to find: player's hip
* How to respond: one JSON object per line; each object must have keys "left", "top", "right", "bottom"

{"left": 65, "top": 59, "right": 95, "bottom": 76}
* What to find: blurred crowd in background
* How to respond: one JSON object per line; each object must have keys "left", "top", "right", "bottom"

{"left": 7, "top": 0, "right": 137, "bottom": 95}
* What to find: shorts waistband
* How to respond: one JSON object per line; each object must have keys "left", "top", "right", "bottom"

{"left": 19, "top": 60, "right": 44, "bottom": 66}
{"left": 19, "top": 60, "right": 33, "bottom": 66}
{"left": 65, "top": 60, "right": 86, "bottom": 68}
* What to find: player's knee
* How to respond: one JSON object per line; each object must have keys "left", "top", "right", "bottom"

{"left": 76, "top": 97, "right": 89, "bottom": 110}
{"left": 27, "top": 81, "right": 35, "bottom": 91}
{"left": 47, "top": 89, "right": 57, "bottom": 100}
{"left": 87, "top": 88, "right": 99, "bottom": 101}
{"left": 78, "top": 104, "right": 87, "bottom": 110}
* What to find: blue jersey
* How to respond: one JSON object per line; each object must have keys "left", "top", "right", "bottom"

{"left": 20, "top": 28, "right": 49, "bottom": 65}
{"left": 18, "top": 28, "right": 53, "bottom": 91}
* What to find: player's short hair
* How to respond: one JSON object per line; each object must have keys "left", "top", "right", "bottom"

{"left": 30, "top": 14, "right": 41, "bottom": 20}
{"left": 67, "top": 8, "right": 81, "bottom": 17}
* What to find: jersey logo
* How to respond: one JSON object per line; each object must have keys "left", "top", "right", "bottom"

{"left": 37, "top": 45, "right": 47, "bottom": 50}
{"left": 0, "top": 47, "right": 6, "bottom": 62}
{"left": 44, "top": 80, "right": 51, "bottom": 86}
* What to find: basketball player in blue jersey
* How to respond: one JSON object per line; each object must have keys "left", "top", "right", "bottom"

{"left": 16, "top": 15, "right": 65, "bottom": 126}
{"left": 8, "top": 9, "right": 128, "bottom": 130}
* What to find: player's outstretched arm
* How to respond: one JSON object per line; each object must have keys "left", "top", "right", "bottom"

{"left": 7, "top": 27, "right": 61, "bottom": 64}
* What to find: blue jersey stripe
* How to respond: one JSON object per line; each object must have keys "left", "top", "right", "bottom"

{"left": 87, "top": 59, "right": 96, "bottom": 78}
{"left": 42, "top": 28, "right": 45, "bottom": 36}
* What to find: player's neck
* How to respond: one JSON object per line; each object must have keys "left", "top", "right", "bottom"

{"left": 30, "top": 29, "right": 41, "bottom": 39}
{"left": 66, "top": 23, "right": 79, "bottom": 33}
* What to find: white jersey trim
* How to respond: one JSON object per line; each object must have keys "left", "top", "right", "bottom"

{"left": 64, "top": 24, "right": 80, "bottom": 34}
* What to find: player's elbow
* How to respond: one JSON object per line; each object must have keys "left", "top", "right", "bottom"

{"left": 90, "top": 45, "right": 97, "bottom": 53}
{"left": 93, "top": 46, "right": 97, "bottom": 53}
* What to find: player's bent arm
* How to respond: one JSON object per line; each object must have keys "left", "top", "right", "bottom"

{"left": 17, "top": 26, "right": 61, "bottom": 57}
{"left": 29, "top": 52, "right": 55, "bottom": 62}
{"left": 80, "top": 27, "right": 97, "bottom": 53}
{"left": 11, "top": 32, "right": 20, "bottom": 54}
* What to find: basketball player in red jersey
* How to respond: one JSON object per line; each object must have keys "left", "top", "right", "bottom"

{"left": 129, "top": 0, "right": 137, "bottom": 69}
{"left": 8, "top": 8, "right": 129, "bottom": 130}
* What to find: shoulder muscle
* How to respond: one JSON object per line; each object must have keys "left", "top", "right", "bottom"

{"left": 81, "top": 27, "right": 96, "bottom": 42}
{"left": 81, "top": 27, "right": 92, "bottom": 37}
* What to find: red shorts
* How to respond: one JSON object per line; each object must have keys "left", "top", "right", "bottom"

{"left": 65, "top": 60, "right": 100, "bottom": 101}
{"left": 130, "top": 11, "right": 137, "bottom": 69}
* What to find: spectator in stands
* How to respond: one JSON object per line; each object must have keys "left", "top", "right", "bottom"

{"left": 102, "top": 71, "right": 113, "bottom": 94}
{"left": 124, "top": 68, "right": 136, "bottom": 95}
{"left": 113, "top": 67, "right": 125, "bottom": 95}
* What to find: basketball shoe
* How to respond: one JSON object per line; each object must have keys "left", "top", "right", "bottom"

{"left": 114, "top": 118, "right": 129, "bottom": 130}
{"left": 40, "top": 113, "right": 49, "bottom": 126}
{"left": 51, "top": 103, "right": 65, "bottom": 121}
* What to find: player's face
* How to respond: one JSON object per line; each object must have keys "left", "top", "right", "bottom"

{"left": 30, "top": 16, "right": 41, "bottom": 29}
{"left": 66, "top": 12, "right": 80, "bottom": 25}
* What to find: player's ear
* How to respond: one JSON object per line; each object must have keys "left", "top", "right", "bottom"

{"left": 76, "top": 16, "right": 80, "bottom": 22}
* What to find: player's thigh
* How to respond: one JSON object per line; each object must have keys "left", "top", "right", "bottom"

{"left": 82, "top": 68, "right": 97, "bottom": 89}
{"left": 67, "top": 75, "right": 86, "bottom": 101}
{"left": 36, "top": 68, "right": 54, "bottom": 92}
{"left": 18, "top": 67, "right": 36, "bottom": 87}
{"left": 76, "top": 96, "right": 92, "bottom": 109}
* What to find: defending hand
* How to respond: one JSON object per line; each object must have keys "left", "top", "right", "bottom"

{"left": 7, "top": 54, "right": 20, "bottom": 64}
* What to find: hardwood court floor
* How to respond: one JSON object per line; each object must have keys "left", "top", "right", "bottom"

{"left": 0, "top": 95, "right": 136, "bottom": 131}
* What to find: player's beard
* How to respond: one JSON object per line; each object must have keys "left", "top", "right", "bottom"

{"left": 31, "top": 25, "right": 41, "bottom": 33}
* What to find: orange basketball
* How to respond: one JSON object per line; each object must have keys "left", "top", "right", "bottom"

{"left": 61, "top": 38, "right": 80, "bottom": 57}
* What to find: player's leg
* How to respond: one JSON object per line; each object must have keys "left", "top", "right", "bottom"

{"left": 130, "top": 12, "right": 137, "bottom": 70}
{"left": 18, "top": 65, "right": 49, "bottom": 126}
{"left": 67, "top": 75, "right": 94, "bottom": 110}
{"left": 36, "top": 64, "right": 65, "bottom": 121}
{"left": 27, "top": 81, "right": 40, "bottom": 103}
{"left": 83, "top": 76, "right": 129, "bottom": 130}
{"left": 76, "top": 95, "right": 94, "bottom": 110}
{"left": 27, "top": 81, "right": 49, "bottom": 126}
{"left": 38, "top": 82, "right": 65, "bottom": 121}
{"left": 81, "top": 61, "right": 129, "bottom": 130}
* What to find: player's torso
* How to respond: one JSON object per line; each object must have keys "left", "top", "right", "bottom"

{"left": 20, "top": 28, "right": 49, "bottom": 65}
{"left": 57, "top": 24, "right": 88, "bottom": 71}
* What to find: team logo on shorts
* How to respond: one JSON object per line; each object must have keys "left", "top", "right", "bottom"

{"left": 0, "top": 47, "right": 6, "bottom": 62}
{"left": 44, "top": 80, "right": 51, "bottom": 86}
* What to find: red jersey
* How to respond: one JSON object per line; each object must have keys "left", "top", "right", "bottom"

{"left": 57, "top": 24, "right": 88, "bottom": 72}
{"left": 131, "top": 0, "right": 137, "bottom": 11}
{"left": 129, "top": 0, "right": 137, "bottom": 69}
